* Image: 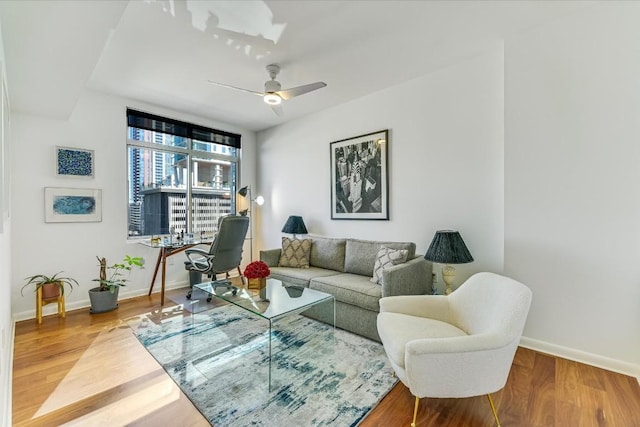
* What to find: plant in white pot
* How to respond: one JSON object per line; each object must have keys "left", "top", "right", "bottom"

{"left": 89, "top": 255, "right": 143, "bottom": 313}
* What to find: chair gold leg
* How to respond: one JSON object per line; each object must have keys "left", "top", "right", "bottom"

{"left": 487, "top": 394, "right": 501, "bottom": 427}
{"left": 411, "top": 396, "right": 420, "bottom": 427}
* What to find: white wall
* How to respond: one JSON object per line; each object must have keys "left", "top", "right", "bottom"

{"left": 0, "top": 222, "right": 11, "bottom": 427}
{"left": 257, "top": 47, "right": 505, "bottom": 293}
{"left": 0, "top": 222, "right": 10, "bottom": 427}
{"left": 10, "top": 90, "right": 256, "bottom": 319}
{"left": 505, "top": 3, "right": 640, "bottom": 373}
{"left": 0, "top": 22, "right": 12, "bottom": 426}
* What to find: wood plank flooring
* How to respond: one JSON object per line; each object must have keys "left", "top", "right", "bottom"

{"left": 13, "top": 289, "right": 640, "bottom": 426}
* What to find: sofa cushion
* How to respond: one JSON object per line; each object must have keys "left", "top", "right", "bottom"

{"left": 310, "top": 236, "right": 347, "bottom": 272}
{"left": 269, "top": 266, "right": 341, "bottom": 288}
{"left": 310, "top": 273, "right": 382, "bottom": 312}
{"left": 344, "top": 239, "right": 416, "bottom": 276}
{"left": 278, "top": 237, "right": 311, "bottom": 268}
{"left": 370, "top": 246, "right": 409, "bottom": 285}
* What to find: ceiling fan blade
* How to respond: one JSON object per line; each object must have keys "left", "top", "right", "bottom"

{"left": 270, "top": 104, "right": 284, "bottom": 117}
{"left": 277, "top": 82, "right": 326, "bottom": 100}
{"left": 208, "top": 80, "right": 264, "bottom": 97}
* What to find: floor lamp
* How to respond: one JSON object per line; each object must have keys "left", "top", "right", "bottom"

{"left": 237, "top": 185, "right": 264, "bottom": 262}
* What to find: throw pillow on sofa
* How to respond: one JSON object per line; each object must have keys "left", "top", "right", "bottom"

{"left": 370, "top": 246, "right": 409, "bottom": 284}
{"left": 278, "top": 237, "right": 312, "bottom": 268}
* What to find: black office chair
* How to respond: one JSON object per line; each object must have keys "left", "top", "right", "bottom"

{"left": 184, "top": 215, "right": 250, "bottom": 300}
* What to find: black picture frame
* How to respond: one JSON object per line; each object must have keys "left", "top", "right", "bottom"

{"left": 330, "top": 129, "right": 389, "bottom": 220}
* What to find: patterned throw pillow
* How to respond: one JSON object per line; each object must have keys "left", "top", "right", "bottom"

{"left": 370, "top": 246, "right": 409, "bottom": 284}
{"left": 278, "top": 237, "right": 312, "bottom": 268}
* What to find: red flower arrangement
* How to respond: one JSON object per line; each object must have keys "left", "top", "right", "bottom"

{"left": 244, "top": 261, "right": 271, "bottom": 279}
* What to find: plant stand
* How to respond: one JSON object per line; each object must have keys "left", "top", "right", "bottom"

{"left": 36, "top": 286, "right": 65, "bottom": 324}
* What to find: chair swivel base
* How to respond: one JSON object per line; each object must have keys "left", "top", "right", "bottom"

{"left": 186, "top": 279, "right": 237, "bottom": 302}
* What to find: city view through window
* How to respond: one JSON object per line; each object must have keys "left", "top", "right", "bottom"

{"left": 126, "top": 110, "right": 241, "bottom": 239}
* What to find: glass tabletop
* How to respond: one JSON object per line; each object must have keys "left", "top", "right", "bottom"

{"left": 194, "top": 278, "right": 334, "bottom": 321}
{"left": 138, "top": 236, "right": 213, "bottom": 249}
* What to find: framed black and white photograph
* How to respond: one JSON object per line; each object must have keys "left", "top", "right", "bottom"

{"left": 44, "top": 187, "right": 102, "bottom": 223}
{"left": 330, "top": 129, "right": 388, "bottom": 220}
{"left": 55, "top": 146, "right": 94, "bottom": 177}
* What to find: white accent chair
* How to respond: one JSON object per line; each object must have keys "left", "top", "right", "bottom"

{"left": 377, "top": 272, "right": 532, "bottom": 426}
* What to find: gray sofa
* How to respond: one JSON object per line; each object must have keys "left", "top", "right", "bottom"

{"left": 260, "top": 236, "right": 432, "bottom": 341}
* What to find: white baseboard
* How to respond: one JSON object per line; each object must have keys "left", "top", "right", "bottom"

{"left": 520, "top": 336, "right": 640, "bottom": 382}
{"left": 12, "top": 281, "right": 190, "bottom": 322}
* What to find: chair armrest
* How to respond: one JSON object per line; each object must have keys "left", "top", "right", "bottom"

{"left": 404, "top": 334, "right": 519, "bottom": 397}
{"left": 185, "top": 247, "right": 209, "bottom": 257}
{"left": 408, "top": 332, "right": 509, "bottom": 355}
{"left": 260, "top": 249, "right": 281, "bottom": 267}
{"left": 185, "top": 248, "right": 210, "bottom": 262}
{"left": 381, "top": 257, "right": 432, "bottom": 297}
{"left": 185, "top": 248, "right": 212, "bottom": 272}
{"left": 379, "top": 294, "right": 451, "bottom": 322}
{"left": 405, "top": 334, "right": 518, "bottom": 397}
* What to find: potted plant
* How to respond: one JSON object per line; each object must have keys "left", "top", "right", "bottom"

{"left": 89, "top": 255, "right": 143, "bottom": 313}
{"left": 21, "top": 272, "right": 79, "bottom": 299}
{"left": 21, "top": 272, "right": 79, "bottom": 323}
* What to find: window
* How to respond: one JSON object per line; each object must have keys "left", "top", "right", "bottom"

{"left": 126, "top": 108, "right": 241, "bottom": 238}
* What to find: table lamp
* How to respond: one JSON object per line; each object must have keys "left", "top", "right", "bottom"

{"left": 424, "top": 230, "right": 473, "bottom": 295}
{"left": 282, "top": 215, "right": 308, "bottom": 239}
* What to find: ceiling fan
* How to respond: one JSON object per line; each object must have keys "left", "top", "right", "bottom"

{"left": 208, "top": 64, "right": 326, "bottom": 117}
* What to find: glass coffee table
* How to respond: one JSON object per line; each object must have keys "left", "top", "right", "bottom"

{"left": 194, "top": 278, "right": 335, "bottom": 390}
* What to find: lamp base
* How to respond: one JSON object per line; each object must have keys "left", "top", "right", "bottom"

{"left": 442, "top": 264, "right": 456, "bottom": 295}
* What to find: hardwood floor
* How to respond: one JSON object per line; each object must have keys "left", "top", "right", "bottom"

{"left": 13, "top": 289, "right": 640, "bottom": 426}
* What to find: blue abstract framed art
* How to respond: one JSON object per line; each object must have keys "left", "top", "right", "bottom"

{"left": 56, "top": 146, "right": 94, "bottom": 177}
{"left": 44, "top": 187, "right": 102, "bottom": 223}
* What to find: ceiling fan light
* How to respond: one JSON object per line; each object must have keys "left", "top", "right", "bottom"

{"left": 264, "top": 93, "right": 282, "bottom": 105}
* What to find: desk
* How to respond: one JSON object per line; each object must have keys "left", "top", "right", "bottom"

{"left": 141, "top": 239, "right": 211, "bottom": 305}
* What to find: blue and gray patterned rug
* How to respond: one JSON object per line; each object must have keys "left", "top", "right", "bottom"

{"left": 130, "top": 303, "right": 397, "bottom": 426}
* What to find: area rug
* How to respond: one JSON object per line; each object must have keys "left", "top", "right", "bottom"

{"left": 129, "top": 304, "right": 397, "bottom": 426}
{"left": 167, "top": 287, "right": 222, "bottom": 313}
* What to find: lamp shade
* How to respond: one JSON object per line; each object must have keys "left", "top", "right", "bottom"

{"left": 237, "top": 186, "right": 249, "bottom": 197}
{"left": 282, "top": 216, "right": 308, "bottom": 235}
{"left": 424, "top": 230, "right": 473, "bottom": 264}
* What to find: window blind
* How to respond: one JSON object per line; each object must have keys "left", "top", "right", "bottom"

{"left": 126, "top": 108, "right": 241, "bottom": 149}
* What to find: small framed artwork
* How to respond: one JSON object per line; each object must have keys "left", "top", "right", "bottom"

{"left": 330, "top": 129, "right": 389, "bottom": 220}
{"left": 44, "top": 187, "right": 102, "bottom": 223}
{"left": 56, "top": 146, "right": 94, "bottom": 177}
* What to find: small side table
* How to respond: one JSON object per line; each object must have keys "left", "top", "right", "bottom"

{"left": 36, "top": 287, "right": 65, "bottom": 324}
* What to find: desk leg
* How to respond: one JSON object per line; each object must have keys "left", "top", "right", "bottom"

{"left": 148, "top": 250, "right": 162, "bottom": 296}
{"left": 161, "top": 247, "right": 167, "bottom": 305}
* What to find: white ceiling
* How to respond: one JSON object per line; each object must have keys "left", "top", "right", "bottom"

{"left": 0, "top": 0, "right": 591, "bottom": 132}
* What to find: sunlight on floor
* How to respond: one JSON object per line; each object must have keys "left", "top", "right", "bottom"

{"left": 32, "top": 326, "right": 183, "bottom": 424}
{"left": 60, "top": 375, "right": 183, "bottom": 426}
